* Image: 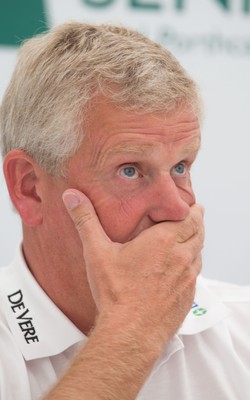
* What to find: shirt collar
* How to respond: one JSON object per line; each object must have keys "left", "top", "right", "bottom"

{"left": 178, "top": 275, "right": 231, "bottom": 335}
{"left": 0, "top": 247, "right": 230, "bottom": 361}
{"left": 151, "top": 276, "right": 231, "bottom": 374}
{"left": 0, "top": 246, "right": 86, "bottom": 361}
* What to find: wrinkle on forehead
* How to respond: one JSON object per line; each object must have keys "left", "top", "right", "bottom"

{"left": 107, "top": 143, "right": 154, "bottom": 157}
{"left": 83, "top": 106, "right": 201, "bottom": 168}
{"left": 103, "top": 127, "right": 201, "bottom": 157}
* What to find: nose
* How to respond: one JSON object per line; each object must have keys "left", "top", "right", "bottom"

{"left": 148, "top": 175, "right": 193, "bottom": 222}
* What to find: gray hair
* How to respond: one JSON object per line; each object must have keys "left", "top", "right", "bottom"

{"left": 0, "top": 21, "right": 202, "bottom": 176}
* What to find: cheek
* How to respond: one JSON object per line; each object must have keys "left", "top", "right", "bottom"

{"left": 44, "top": 192, "right": 78, "bottom": 238}
{"left": 42, "top": 179, "right": 82, "bottom": 239}
{"left": 93, "top": 192, "right": 147, "bottom": 242}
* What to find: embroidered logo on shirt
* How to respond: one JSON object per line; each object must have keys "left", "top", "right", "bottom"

{"left": 192, "top": 301, "right": 207, "bottom": 317}
{"left": 7, "top": 290, "right": 39, "bottom": 344}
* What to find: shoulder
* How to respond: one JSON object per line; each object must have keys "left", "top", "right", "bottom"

{"left": 202, "top": 277, "right": 250, "bottom": 303}
{"left": 0, "top": 257, "right": 33, "bottom": 398}
{"left": 201, "top": 277, "right": 250, "bottom": 333}
{"left": 0, "top": 308, "right": 32, "bottom": 399}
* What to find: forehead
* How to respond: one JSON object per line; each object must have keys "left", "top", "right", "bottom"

{"left": 86, "top": 98, "right": 200, "bottom": 139}
{"left": 71, "top": 99, "right": 201, "bottom": 169}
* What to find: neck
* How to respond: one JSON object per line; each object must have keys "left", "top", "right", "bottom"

{"left": 22, "top": 228, "right": 97, "bottom": 335}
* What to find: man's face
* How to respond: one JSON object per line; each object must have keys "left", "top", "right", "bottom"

{"left": 41, "top": 98, "right": 201, "bottom": 261}
{"left": 26, "top": 98, "right": 201, "bottom": 327}
{"left": 66, "top": 100, "right": 200, "bottom": 242}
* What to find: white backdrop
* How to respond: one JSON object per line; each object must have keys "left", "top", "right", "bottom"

{"left": 1, "top": 0, "right": 250, "bottom": 284}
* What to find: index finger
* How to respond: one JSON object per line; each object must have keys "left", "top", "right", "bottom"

{"left": 176, "top": 204, "right": 204, "bottom": 243}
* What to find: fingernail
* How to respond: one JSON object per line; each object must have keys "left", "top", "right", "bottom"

{"left": 62, "top": 191, "right": 81, "bottom": 210}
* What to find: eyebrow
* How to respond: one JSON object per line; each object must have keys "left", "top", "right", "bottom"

{"left": 95, "top": 136, "right": 201, "bottom": 169}
{"left": 106, "top": 143, "right": 154, "bottom": 157}
{"left": 180, "top": 137, "right": 201, "bottom": 156}
{"left": 107, "top": 137, "right": 201, "bottom": 158}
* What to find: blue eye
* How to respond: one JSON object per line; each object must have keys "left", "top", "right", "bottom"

{"left": 172, "top": 162, "right": 187, "bottom": 176}
{"left": 119, "top": 166, "right": 140, "bottom": 179}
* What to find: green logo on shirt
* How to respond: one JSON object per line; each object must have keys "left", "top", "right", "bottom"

{"left": 193, "top": 308, "right": 207, "bottom": 317}
{"left": 192, "top": 302, "right": 207, "bottom": 317}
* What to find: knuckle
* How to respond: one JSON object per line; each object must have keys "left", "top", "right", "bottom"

{"left": 194, "top": 254, "right": 203, "bottom": 274}
{"left": 72, "top": 211, "right": 93, "bottom": 232}
{"left": 178, "top": 251, "right": 200, "bottom": 281}
{"left": 182, "top": 268, "right": 198, "bottom": 291}
{"left": 189, "top": 216, "right": 200, "bottom": 237}
{"left": 177, "top": 219, "right": 198, "bottom": 243}
{"left": 180, "top": 250, "right": 193, "bottom": 266}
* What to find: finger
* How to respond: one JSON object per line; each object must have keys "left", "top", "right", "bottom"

{"left": 62, "top": 189, "right": 110, "bottom": 250}
{"left": 176, "top": 204, "right": 204, "bottom": 243}
{"left": 183, "top": 216, "right": 205, "bottom": 255}
{"left": 191, "top": 253, "right": 203, "bottom": 276}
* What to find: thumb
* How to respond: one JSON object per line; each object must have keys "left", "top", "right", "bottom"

{"left": 62, "top": 189, "right": 110, "bottom": 250}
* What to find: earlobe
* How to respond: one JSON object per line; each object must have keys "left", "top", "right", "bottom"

{"left": 3, "top": 150, "right": 43, "bottom": 226}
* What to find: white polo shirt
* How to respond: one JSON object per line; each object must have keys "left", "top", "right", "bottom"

{"left": 0, "top": 247, "right": 250, "bottom": 400}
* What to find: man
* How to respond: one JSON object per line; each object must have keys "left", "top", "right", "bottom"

{"left": 0, "top": 21, "right": 249, "bottom": 400}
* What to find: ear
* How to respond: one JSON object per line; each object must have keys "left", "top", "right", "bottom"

{"left": 3, "top": 150, "right": 43, "bottom": 227}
